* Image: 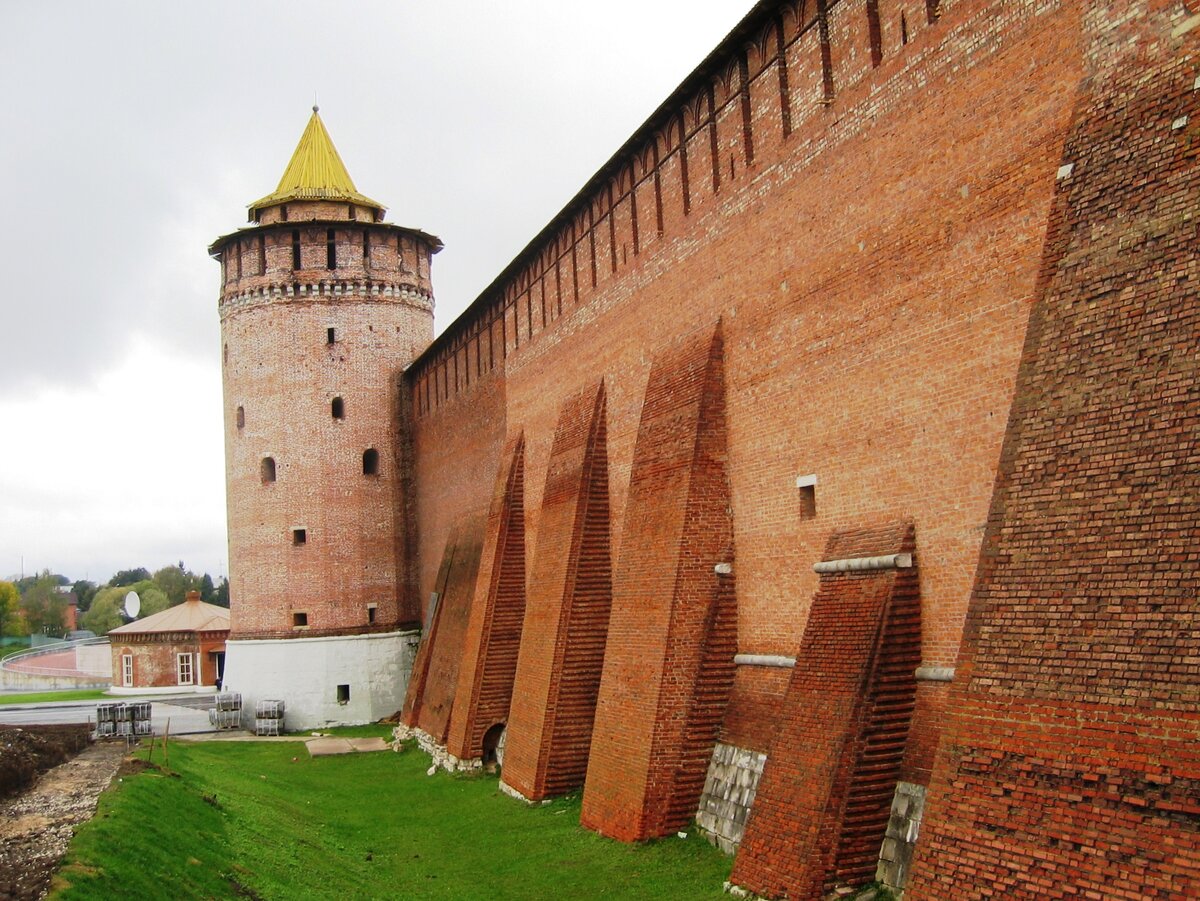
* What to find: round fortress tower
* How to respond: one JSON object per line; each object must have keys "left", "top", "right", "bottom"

{"left": 210, "top": 109, "right": 440, "bottom": 726}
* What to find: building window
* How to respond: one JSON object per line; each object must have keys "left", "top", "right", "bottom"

{"left": 367, "top": 604, "right": 377, "bottom": 625}
{"left": 337, "top": 684, "right": 350, "bottom": 705}
{"left": 332, "top": 397, "right": 345, "bottom": 420}
{"left": 122, "top": 653, "right": 133, "bottom": 687}
{"left": 292, "top": 230, "right": 301, "bottom": 270}
{"left": 362, "top": 448, "right": 379, "bottom": 475}
{"left": 327, "top": 327, "right": 337, "bottom": 345}
{"left": 293, "top": 611, "right": 308, "bottom": 629}
{"left": 326, "top": 229, "right": 337, "bottom": 269}
{"left": 261, "top": 457, "right": 276, "bottom": 484}
{"left": 292, "top": 528, "right": 307, "bottom": 546}
{"left": 236, "top": 406, "right": 245, "bottom": 430}
{"left": 177, "top": 653, "right": 193, "bottom": 686}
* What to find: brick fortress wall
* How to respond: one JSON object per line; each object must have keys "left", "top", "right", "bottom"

{"left": 906, "top": 3, "right": 1200, "bottom": 898}
{"left": 215, "top": 200, "right": 439, "bottom": 637}
{"left": 395, "top": 0, "right": 1196, "bottom": 895}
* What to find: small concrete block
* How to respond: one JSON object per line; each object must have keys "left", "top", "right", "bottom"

{"left": 1057, "top": 163, "right": 1075, "bottom": 180}
{"left": 1172, "top": 116, "right": 1189, "bottom": 131}
{"left": 306, "top": 737, "right": 356, "bottom": 757}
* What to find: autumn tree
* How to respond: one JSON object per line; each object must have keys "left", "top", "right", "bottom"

{"left": 0, "top": 581, "right": 19, "bottom": 638}
{"left": 20, "top": 573, "right": 67, "bottom": 637}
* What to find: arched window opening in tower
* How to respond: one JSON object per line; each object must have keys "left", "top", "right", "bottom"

{"left": 326, "top": 229, "right": 337, "bottom": 269}
{"left": 291, "top": 230, "right": 301, "bottom": 270}
{"left": 363, "top": 448, "right": 379, "bottom": 476}
{"left": 261, "top": 457, "right": 276, "bottom": 484}
{"left": 236, "top": 406, "right": 245, "bottom": 430}
{"left": 332, "top": 397, "right": 345, "bottom": 420}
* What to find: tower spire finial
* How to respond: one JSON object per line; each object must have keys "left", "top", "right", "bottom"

{"left": 247, "top": 107, "right": 384, "bottom": 215}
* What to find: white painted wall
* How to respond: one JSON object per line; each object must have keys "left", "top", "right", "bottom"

{"left": 221, "top": 630, "right": 420, "bottom": 729}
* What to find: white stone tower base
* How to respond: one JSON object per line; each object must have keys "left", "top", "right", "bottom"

{"left": 222, "top": 630, "right": 420, "bottom": 730}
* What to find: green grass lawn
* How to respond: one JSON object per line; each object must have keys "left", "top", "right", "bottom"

{"left": 52, "top": 739, "right": 733, "bottom": 900}
{"left": 0, "top": 689, "right": 110, "bottom": 706}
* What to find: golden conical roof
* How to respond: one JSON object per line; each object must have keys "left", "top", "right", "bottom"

{"left": 249, "top": 107, "right": 384, "bottom": 213}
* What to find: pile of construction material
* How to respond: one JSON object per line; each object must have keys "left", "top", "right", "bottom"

{"left": 208, "top": 692, "right": 242, "bottom": 730}
{"left": 95, "top": 702, "right": 152, "bottom": 737}
{"left": 254, "top": 699, "right": 285, "bottom": 736}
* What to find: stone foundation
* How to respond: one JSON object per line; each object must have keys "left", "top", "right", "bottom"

{"left": 696, "top": 743, "right": 767, "bottom": 855}
{"left": 223, "top": 629, "right": 419, "bottom": 729}
{"left": 393, "top": 722, "right": 484, "bottom": 773}
{"left": 876, "top": 781, "right": 927, "bottom": 892}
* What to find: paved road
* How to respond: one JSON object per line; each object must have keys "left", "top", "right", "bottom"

{"left": 0, "top": 694, "right": 218, "bottom": 735}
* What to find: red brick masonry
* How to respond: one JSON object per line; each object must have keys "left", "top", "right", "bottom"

{"left": 732, "top": 522, "right": 920, "bottom": 898}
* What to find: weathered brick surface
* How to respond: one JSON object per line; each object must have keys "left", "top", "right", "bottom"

{"left": 400, "top": 517, "right": 484, "bottom": 742}
{"left": 444, "top": 434, "right": 527, "bottom": 762}
{"left": 214, "top": 0, "right": 1200, "bottom": 894}
{"left": 501, "top": 383, "right": 611, "bottom": 802}
{"left": 580, "top": 325, "right": 737, "bottom": 840}
{"left": 731, "top": 523, "right": 920, "bottom": 898}
{"left": 405, "top": 5, "right": 1084, "bottom": 831}
{"left": 215, "top": 198, "right": 439, "bottom": 638}
{"left": 719, "top": 666, "right": 792, "bottom": 754}
{"left": 907, "top": 5, "right": 1200, "bottom": 898}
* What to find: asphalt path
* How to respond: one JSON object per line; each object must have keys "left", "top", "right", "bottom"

{"left": 0, "top": 694, "right": 219, "bottom": 735}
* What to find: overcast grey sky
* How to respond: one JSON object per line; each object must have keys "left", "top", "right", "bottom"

{"left": 0, "top": 1, "right": 750, "bottom": 585}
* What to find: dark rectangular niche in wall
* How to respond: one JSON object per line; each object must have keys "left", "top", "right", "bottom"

{"left": 337, "top": 684, "right": 350, "bottom": 705}
{"left": 292, "top": 528, "right": 307, "bottom": 546}
{"left": 327, "top": 327, "right": 337, "bottom": 345}
{"left": 796, "top": 474, "right": 817, "bottom": 520}
{"left": 292, "top": 611, "right": 308, "bottom": 629}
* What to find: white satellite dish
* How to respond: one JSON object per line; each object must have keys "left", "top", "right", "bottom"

{"left": 124, "top": 591, "right": 141, "bottom": 619}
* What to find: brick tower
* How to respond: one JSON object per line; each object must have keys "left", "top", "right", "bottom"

{"left": 210, "top": 108, "right": 440, "bottom": 727}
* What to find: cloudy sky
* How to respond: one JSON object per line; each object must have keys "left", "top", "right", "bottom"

{"left": 0, "top": 1, "right": 749, "bottom": 585}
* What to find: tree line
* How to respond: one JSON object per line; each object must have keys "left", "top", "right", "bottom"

{"left": 0, "top": 563, "right": 230, "bottom": 640}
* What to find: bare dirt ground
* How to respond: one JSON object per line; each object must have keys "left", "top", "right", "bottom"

{"left": 0, "top": 727, "right": 126, "bottom": 900}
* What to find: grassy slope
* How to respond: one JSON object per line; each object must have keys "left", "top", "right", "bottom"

{"left": 53, "top": 736, "right": 731, "bottom": 900}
